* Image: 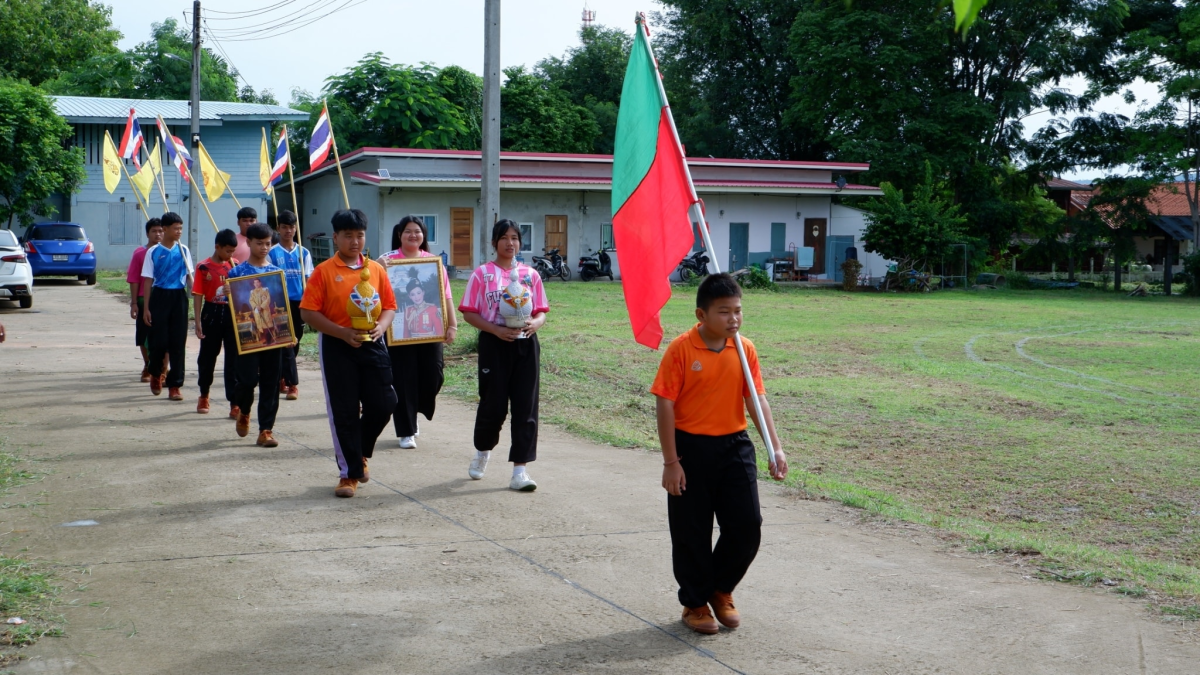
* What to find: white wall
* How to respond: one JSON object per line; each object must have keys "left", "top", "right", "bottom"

{"left": 831, "top": 204, "right": 893, "bottom": 279}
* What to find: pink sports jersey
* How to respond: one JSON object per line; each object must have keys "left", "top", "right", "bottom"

{"left": 458, "top": 261, "right": 549, "bottom": 326}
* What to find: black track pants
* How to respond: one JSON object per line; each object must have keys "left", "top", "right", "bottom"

{"left": 197, "top": 302, "right": 237, "bottom": 402}
{"left": 389, "top": 341, "right": 444, "bottom": 437}
{"left": 280, "top": 299, "right": 305, "bottom": 386}
{"left": 235, "top": 348, "right": 282, "bottom": 431}
{"left": 473, "top": 331, "right": 539, "bottom": 463}
{"left": 668, "top": 429, "right": 762, "bottom": 609}
{"left": 148, "top": 288, "right": 188, "bottom": 388}
{"left": 319, "top": 335, "right": 396, "bottom": 480}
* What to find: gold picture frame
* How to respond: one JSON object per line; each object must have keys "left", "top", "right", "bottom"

{"left": 384, "top": 257, "right": 449, "bottom": 346}
{"left": 225, "top": 270, "right": 297, "bottom": 355}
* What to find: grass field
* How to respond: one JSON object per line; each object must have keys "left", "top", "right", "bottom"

{"left": 99, "top": 270, "right": 1200, "bottom": 613}
{"left": 438, "top": 281, "right": 1200, "bottom": 613}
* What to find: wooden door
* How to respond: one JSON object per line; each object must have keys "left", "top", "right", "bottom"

{"left": 544, "top": 215, "right": 567, "bottom": 255}
{"left": 450, "top": 208, "right": 473, "bottom": 267}
{"left": 729, "top": 222, "right": 749, "bottom": 271}
{"left": 805, "top": 218, "right": 827, "bottom": 275}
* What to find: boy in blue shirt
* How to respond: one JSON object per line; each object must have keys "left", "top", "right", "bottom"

{"left": 268, "top": 210, "right": 313, "bottom": 401}
{"left": 228, "top": 223, "right": 290, "bottom": 447}
{"left": 141, "top": 212, "right": 194, "bottom": 401}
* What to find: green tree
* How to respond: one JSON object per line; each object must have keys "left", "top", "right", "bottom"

{"left": 500, "top": 66, "right": 599, "bottom": 154}
{"left": 0, "top": 79, "right": 86, "bottom": 228}
{"left": 536, "top": 26, "right": 632, "bottom": 154}
{"left": 0, "top": 0, "right": 120, "bottom": 86}
{"left": 860, "top": 163, "right": 971, "bottom": 269}
{"left": 1077, "top": 175, "right": 1155, "bottom": 292}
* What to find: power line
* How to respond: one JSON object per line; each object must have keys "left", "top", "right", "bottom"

{"left": 203, "top": 0, "right": 299, "bottom": 18}
{"left": 210, "top": 0, "right": 370, "bottom": 42}
{"left": 201, "top": 0, "right": 334, "bottom": 35}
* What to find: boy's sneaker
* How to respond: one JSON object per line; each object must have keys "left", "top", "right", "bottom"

{"left": 168, "top": 387, "right": 183, "bottom": 401}
{"left": 256, "top": 430, "right": 278, "bottom": 448}
{"left": 236, "top": 413, "right": 251, "bottom": 438}
{"left": 681, "top": 606, "right": 720, "bottom": 635}
{"left": 468, "top": 454, "right": 489, "bottom": 480}
{"left": 150, "top": 377, "right": 162, "bottom": 396}
{"left": 229, "top": 405, "right": 241, "bottom": 420}
{"left": 509, "top": 473, "right": 538, "bottom": 492}
{"left": 196, "top": 396, "right": 210, "bottom": 414}
{"left": 279, "top": 379, "right": 287, "bottom": 394}
{"left": 708, "top": 591, "right": 740, "bottom": 628}
{"left": 399, "top": 436, "right": 417, "bottom": 449}
{"left": 414, "top": 423, "right": 420, "bottom": 437}
{"left": 140, "top": 367, "right": 151, "bottom": 383}
{"left": 334, "top": 477, "right": 357, "bottom": 498}
{"left": 360, "top": 458, "right": 369, "bottom": 483}
{"left": 286, "top": 385, "right": 299, "bottom": 401}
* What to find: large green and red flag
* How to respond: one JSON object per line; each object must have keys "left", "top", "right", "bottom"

{"left": 612, "top": 16, "right": 698, "bottom": 349}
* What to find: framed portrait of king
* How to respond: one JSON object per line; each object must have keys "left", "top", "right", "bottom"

{"left": 225, "top": 270, "right": 297, "bottom": 355}
{"left": 385, "top": 257, "right": 448, "bottom": 346}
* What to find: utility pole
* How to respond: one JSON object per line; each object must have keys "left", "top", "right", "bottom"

{"left": 188, "top": 1, "right": 202, "bottom": 257}
{"left": 480, "top": 0, "right": 500, "bottom": 266}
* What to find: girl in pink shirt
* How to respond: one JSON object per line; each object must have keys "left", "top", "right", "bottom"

{"left": 458, "top": 219, "right": 549, "bottom": 492}
{"left": 377, "top": 216, "right": 458, "bottom": 449}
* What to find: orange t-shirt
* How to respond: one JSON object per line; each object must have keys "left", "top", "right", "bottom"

{"left": 650, "top": 324, "right": 766, "bottom": 437}
{"left": 299, "top": 254, "right": 397, "bottom": 328}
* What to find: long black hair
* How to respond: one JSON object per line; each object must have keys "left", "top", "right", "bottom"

{"left": 391, "top": 215, "right": 429, "bottom": 252}
{"left": 490, "top": 218, "right": 521, "bottom": 249}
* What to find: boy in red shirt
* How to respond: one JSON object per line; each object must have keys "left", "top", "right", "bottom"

{"left": 651, "top": 273, "right": 788, "bottom": 635}
{"left": 192, "top": 229, "right": 239, "bottom": 416}
{"left": 127, "top": 218, "right": 163, "bottom": 382}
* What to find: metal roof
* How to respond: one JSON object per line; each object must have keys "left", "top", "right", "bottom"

{"left": 51, "top": 95, "right": 309, "bottom": 125}
{"left": 1152, "top": 216, "right": 1195, "bottom": 241}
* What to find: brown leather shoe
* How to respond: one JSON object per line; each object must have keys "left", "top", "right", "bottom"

{"left": 229, "top": 405, "right": 241, "bottom": 420}
{"left": 168, "top": 387, "right": 183, "bottom": 401}
{"left": 334, "top": 477, "right": 357, "bottom": 498}
{"left": 149, "top": 377, "right": 162, "bottom": 396}
{"left": 681, "top": 606, "right": 720, "bottom": 635}
{"left": 256, "top": 430, "right": 278, "bottom": 447}
{"left": 279, "top": 379, "right": 287, "bottom": 394}
{"left": 286, "top": 385, "right": 299, "bottom": 401}
{"left": 197, "top": 395, "right": 210, "bottom": 414}
{"left": 236, "top": 413, "right": 251, "bottom": 438}
{"left": 140, "top": 368, "right": 151, "bottom": 383}
{"left": 359, "top": 457, "right": 369, "bottom": 484}
{"left": 709, "top": 591, "right": 740, "bottom": 628}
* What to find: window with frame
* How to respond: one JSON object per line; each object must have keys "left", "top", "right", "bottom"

{"left": 414, "top": 214, "right": 437, "bottom": 244}
{"left": 518, "top": 223, "right": 533, "bottom": 252}
{"left": 601, "top": 222, "right": 615, "bottom": 250}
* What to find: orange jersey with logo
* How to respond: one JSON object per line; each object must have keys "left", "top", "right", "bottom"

{"left": 650, "top": 324, "right": 766, "bottom": 436}
{"left": 299, "top": 255, "right": 397, "bottom": 328}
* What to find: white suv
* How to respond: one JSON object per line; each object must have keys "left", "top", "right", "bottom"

{"left": 0, "top": 229, "right": 33, "bottom": 309}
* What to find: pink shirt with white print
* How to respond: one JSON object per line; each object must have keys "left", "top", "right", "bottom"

{"left": 379, "top": 248, "right": 454, "bottom": 308}
{"left": 458, "top": 261, "right": 549, "bottom": 327}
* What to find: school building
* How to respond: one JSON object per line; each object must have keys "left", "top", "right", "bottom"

{"left": 42, "top": 96, "right": 309, "bottom": 269}
{"left": 279, "top": 148, "right": 888, "bottom": 281}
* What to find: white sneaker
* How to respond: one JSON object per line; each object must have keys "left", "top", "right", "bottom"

{"left": 399, "top": 436, "right": 417, "bottom": 449}
{"left": 414, "top": 423, "right": 420, "bottom": 437}
{"left": 468, "top": 453, "right": 489, "bottom": 480}
{"left": 509, "top": 473, "right": 538, "bottom": 492}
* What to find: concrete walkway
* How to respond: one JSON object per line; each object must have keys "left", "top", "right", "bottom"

{"left": 0, "top": 282, "right": 1197, "bottom": 674}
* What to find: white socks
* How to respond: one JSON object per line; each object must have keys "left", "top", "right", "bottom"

{"left": 475, "top": 450, "right": 490, "bottom": 460}
{"left": 512, "top": 465, "right": 527, "bottom": 478}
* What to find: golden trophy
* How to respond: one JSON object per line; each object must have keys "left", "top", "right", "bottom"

{"left": 346, "top": 268, "right": 381, "bottom": 341}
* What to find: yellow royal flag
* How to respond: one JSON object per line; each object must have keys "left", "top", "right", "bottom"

{"left": 129, "top": 154, "right": 157, "bottom": 201}
{"left": 102, "top": 131, "right": 122, "bottom": 193}
{"left": 197, "top": 142, "right": 233, "bottom": 202}
{"left": 147, "top": 139, "right": 163, "bottom": 176}
{"left": 259, "top": 129, "right": 272, "bottom": 195}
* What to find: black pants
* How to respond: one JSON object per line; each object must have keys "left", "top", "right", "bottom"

{"left": 148, "top": 288, "right": 188, "bottom": 388}
{"left": 319, "top": 334, "right": 396, "bottom": 480}
{"left": 474, "top": 331, "right": 539, "bottom": 463}
{"left": 135, "top": 296, "right": 149, "bottom": 348}
{"left": 197, "top": 302, "right": 237, "bottom": 402}
{"left": 280, "top": 299, "right": 305, "bottom": 386}
{"left": 235, "top": 348, "right": 282, "bottom": 431}
{"left": 389, "top": 341, "right": 444, "bottom": 437}
{"left": 668, "top": 429, "right": 762, "bottom": 609}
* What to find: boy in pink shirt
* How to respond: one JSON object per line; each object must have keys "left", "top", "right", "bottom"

{"left": 127, "top": 218, "right": 164, "bottom": 382}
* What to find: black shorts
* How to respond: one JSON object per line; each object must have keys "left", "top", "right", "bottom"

{"left": 135, "top": 296, "right": 149, "bottom": 347}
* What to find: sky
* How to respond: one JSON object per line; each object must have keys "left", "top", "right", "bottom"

{"left": 109, "top": 0, "right": 663, "bottom": 102}
{"left": 106, "top": 0, "right": 1160, "bottom": 182}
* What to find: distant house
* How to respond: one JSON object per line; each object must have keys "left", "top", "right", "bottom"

{"left": 39, "top": 96, "right": 308, "bottom": 269}
{"left": 280, "top": 148, "right": 887, "bottom": 281}
{"left": 1071, "top": 182, "right": 1197, "bottom": 269}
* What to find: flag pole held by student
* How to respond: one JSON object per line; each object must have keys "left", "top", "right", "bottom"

{"left": 309, "top": 101, "right": 350, "bottom": 210}
{"left": 156, "top": 115, "right": 221, "bottom": 234}
{"left": 612, "top": 13, "right": 777, "bottom": 472}
{"left": 103, "top": 130, "right": 148, "bottom": 213}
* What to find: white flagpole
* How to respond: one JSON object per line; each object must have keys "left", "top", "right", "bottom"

{"left": 636, "top": 13, "right": 778, "bottom": 474}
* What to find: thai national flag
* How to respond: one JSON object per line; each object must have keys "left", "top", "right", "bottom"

{"left": 270, "top": 132, "right": 289, "bottom": 186}
{"left": 118, "top": 109, "right": 144, "bottom": 169}
{"left": 309, "top": 105, "right": 333, "bottom": 168}
{"left": 156, "top": 117, "right": 193, "bottom": 182}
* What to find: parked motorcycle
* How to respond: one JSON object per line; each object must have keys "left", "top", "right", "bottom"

{"left": 578, "top": 247, "right": 614, "bottom": 282}
{"left": 677, "top": 249, "right": 710, "bottom": 282}
{"left": 532, "top": 248, "right": 572, "bottom": 281}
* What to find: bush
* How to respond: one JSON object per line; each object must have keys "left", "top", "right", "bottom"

{"left": 1182, "top": 252, "right": 1200, "bottom": 297}
{"left": 1005, "top": 271, "right": 1033, "bottom": 289}
{"left": 738, "top": 264, "right": 778, "bottom": 291}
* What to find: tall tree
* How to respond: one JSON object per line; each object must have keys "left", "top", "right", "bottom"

{"left": 0, "top": 0, "right": 120, "bottom": 86}
{"left": 0, "top": 80, "right": 85, "bottom": 228}
{"left": 500, "top": 66, "right": 599, "bottom": 154}
{"left": 536, "top": 26, "right": 632, "bottom": 154}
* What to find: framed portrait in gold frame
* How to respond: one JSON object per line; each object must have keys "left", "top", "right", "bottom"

{"left": 225, "top": 270, "right": 297, "bottom": 355}
{"left": 384, "top": 257, "right": 448, "bottom": 346}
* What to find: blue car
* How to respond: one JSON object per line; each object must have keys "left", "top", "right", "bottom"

{"left": 22, "top": 222, "right": 97, "bottom": 285}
